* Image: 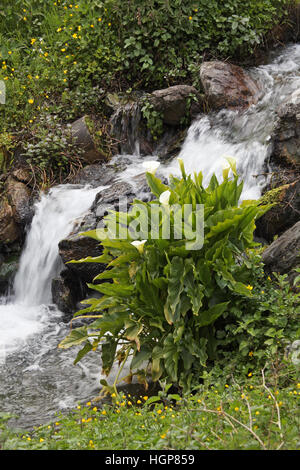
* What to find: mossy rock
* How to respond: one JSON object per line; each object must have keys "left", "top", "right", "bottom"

{"left": 256, "top": 180, "right": 300, "bottom": 242}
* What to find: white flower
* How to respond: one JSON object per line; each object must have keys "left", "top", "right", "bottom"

{"left": 131, "top": 240, "right": 147, "bottom": 254}
{"left": 159, "top": 190, "right": 171, "bottom": 206}
{"left": 142, "top": 160, "right": 160, "bottom": 175}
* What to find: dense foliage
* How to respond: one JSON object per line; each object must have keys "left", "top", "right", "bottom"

{"left": 0, "top": 0, "right": 293, "bottom": 130}
{"left": 59, "top": 161, "right": 286, "bottom": 393}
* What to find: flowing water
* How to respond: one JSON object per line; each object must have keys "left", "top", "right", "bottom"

{"left": 1, "top": 43, "right": 300, "bottom": 429}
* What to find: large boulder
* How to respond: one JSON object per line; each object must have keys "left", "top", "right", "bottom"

{"left": 150, "top": 85, "right": 202, "bottom": 126}
{"left": 200, "top": 61, "right": 261, "bottom": 110}
{"left": 262, "top": 221, "right": 300, "bottom": 286}
{"left": 270, "top": 88, "right": 300, "bottom": 168}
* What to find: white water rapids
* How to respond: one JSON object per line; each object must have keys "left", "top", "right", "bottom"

{"left": 1, "top": 43, "right": 300, "bottom": 427}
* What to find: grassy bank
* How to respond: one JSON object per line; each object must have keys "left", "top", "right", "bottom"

{"left": 1, "top": 365, "right": 299, "bottom": 450}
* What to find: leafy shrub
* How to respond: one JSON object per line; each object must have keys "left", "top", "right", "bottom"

{"left": 59, "top": 160, "right": 275, "bottom": 392}
{"left": 211, "top": 264, "right": 300, "bottom": 383}
{"left": 22, "top": 115, "right": 84, "bottom": 182}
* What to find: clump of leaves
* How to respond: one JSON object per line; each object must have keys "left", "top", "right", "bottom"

{"left": 22, "top": 115, "right": 84, "bottom": 183}
{"left": 59, "top": 160, "right": 274, "bottom": 393}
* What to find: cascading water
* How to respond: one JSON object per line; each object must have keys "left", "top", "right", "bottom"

{"left": 0, "top": 185, "right": 108, "bottom": 427}
{"left": 1, "top": 43, "right": 300, "bottom": 428}
{"left": 0, "top": 185, "right": 101, "bottom": 358}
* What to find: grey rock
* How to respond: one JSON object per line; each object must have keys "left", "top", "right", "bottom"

{"left": 71, "top": 116, "right": 107, "bottom": 164}
{"left": 262, "top": 221, "right": 300, "bottom": 285}
{"left": 271, "top": 88, "right": 300, "bottom": 168}
{"left": 200, "top": 61, "right": 261, "bottom": 110}
{"left": 150, "top": 85, "right": 202, "bottom": 126}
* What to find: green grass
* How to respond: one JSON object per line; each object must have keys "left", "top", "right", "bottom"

{"left": 1, "top": 367, "right": 299, "bottom": 450}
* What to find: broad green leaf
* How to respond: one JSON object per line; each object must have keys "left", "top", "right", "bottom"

{"left": 196, "top": 302, "right": 229, "bottom": 327}
{"left": 58, "top": 327, "right": 91, "bottom": 349}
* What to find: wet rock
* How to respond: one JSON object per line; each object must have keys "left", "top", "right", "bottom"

{"left": 200, "top": 61, "right": 261, "bottom": 110}
{"left": 70, "top": 162, "right": 118, "bottom": 188}
{"left": 256, "top": 179, "right": 300, "bottom": 242}
{"left": 150, "top": 85, "right": 202, "bottom": 126}
{"left": 52, "top": 269, "right": 85, "bottom": 314}
{"left": 71, "top": 116, "right": 107, "bottom": 164}
{"left": 156, "top": 129, "right": 187, "bottom": 161}
{"left": 5, "top": 176, "right": 33, "bottom": 226}
{"left": 110, "top": 99, "right": 152, "bottom": 155}
{"left": 0, "top": 254, "right": 19, "bottom": 295}
{"left": 58, "top": 233, "right": 104, "bottom": 284}
{"left": 270, "top": 88, "right": 300, "bottom": 168}
{"left": 262, "top": 221, "right": 300, "bottom": 285}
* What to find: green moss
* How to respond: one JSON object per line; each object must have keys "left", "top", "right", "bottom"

{"left": 259, "top": 183, "right": 290, "bottom": 206}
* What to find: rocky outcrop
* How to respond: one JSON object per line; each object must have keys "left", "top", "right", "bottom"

{"left": 150, "top": 85, "right": 202, "bottom": 126}
{"left": 200, "top": 61, "right": 261, "bottom": 110}
{"left": 262, "top": 221, "right": 300, "bottom": 286}
{"left": 256, "top": 179, "right": 300, "bottom": 242}
{"left": 270, "top": 88, "right": 300, "bottom": 168}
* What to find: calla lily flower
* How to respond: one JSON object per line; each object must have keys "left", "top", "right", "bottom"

{"left": 131, "top": 240, "right": 147, "bottom": 254}
{"left": 159, "top": 190, "right": 171, "bottom": 206}
{"left": 142, "top": 160, "right": 160, "bottom": 175}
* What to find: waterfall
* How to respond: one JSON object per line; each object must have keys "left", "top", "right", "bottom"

{"left": 0, "top": 184, "right": 101, "bottom": 359}
{"left": 14, "top": 185, "right": 101, "bottom": 306}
